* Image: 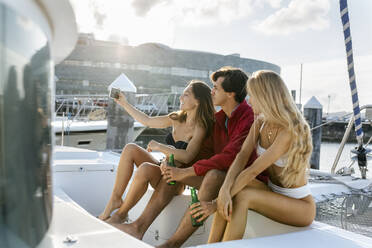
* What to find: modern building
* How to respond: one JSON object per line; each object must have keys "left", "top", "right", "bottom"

{"left": 55, "top": 33, "right": 280, "bottom": 95}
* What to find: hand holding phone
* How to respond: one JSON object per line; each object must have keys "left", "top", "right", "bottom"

{"left": 110, "top": 88, "right": 121, "bottom": 99}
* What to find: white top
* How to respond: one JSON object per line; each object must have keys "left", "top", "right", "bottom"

{"left": 257, "top": 122, "right": 288, "bottom": 167}
{"left": 256, "top": 143, "right": 287, "bottom": 167}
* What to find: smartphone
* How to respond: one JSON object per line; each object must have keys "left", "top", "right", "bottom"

{"left": 109, "top": 88, "right": 121, "bottom": 99}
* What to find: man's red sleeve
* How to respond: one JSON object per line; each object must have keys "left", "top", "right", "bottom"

{"left": 192, "top": 115, "right": 254, "bottom": 176}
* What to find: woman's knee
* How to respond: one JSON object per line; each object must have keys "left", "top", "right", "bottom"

{"left": 122, "top": 143, "right": 141, "bottom": 154}
{"left": 233, "top": 188, "right": 259, "bottom": 209}
{"left": 299, "top": 218, "right": 314, "bottom": 227}
{"left": 205, "top": 169, "right": 226, "bottom": 183}
{"left": 297, "top": 205, "right": 316, "bottom": 227}
{"left": 135, "top": 162, "right": 159, "bottom": 180}
{"left": 122, "top": 143, "right": 144, "bottom": 165}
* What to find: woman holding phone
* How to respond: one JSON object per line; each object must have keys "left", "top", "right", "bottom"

{"left": 98, "top": 80, "right": 215, "bottom": 223}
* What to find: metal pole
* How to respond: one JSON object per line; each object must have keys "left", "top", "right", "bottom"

{"left": 331, "top": 116, "right": 354, "bottom": 173}
{"left": 327, "top": 94, "right": 331, "bottom": 116}
{"left": 61, "top": 112, "right": 65, "bottom": 146}
{"left": 304, "top": 97, "right": 322, "bottom": 170}
{"left": 299, "top": 63, "right": 303, "bottom": 107}
{"left": 331, "top": 104, "right": 372, "bottom": 174}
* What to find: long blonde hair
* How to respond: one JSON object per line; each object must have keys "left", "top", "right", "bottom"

{"left": 247, "top": 70, "right": 313, "bottom": 187}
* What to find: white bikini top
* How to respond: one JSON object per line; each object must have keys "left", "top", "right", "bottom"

{"left": 257, "top": 122, "right": 288, "bottom": 168}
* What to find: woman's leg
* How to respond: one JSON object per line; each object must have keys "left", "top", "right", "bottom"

{"left": 208, "top": 178, "right": 267, "bottom": 243}
{"left": 99, "top": 143, "right": 159, "bottom": 220}
{"left": 222, "top": 186, "right": 316, "bottom": 241}
{"left": 107, "top": 162, "right": 162, "bottom": 224}
{"left": 208, "top": 211, "right": 227, "bottom": 243}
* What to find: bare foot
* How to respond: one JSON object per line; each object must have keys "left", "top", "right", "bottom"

{"left": 106, "top": 212, "right": 128, "bottom": 224}
{"left": 98, "top": 197, "right": 123, "bottom": 221}
{"left": 112, "top": 222, "right": 144, "bottom": 240}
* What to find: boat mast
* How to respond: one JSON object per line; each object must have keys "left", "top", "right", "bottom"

{"left": 339, "top": 0, "right": 368, "bottom": 179}
{"left": 299, "top": 63, "right": 303, "bottom": 109}
{"left": 339, "top": 0, "right": 363, "bottom": 146}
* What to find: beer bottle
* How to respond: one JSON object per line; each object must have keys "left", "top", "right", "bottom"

{"left": 190, "top": 187, "right": 203, "bottom": 227}
{"left": 168, "top": 154, "right": 176, "bottom": 185}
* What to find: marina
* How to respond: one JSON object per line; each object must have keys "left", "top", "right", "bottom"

{"left": 0, "top": 0, "right": 371, "bottom": 248}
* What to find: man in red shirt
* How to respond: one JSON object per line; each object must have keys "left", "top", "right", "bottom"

{"left": 114, "top": 67, "right": 256, "bottom": 247}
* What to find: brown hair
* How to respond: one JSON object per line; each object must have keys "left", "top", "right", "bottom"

{"left": 169, "top": 80, "right": 215, "bottom": 135}
{"left": 210, "top": 66, "right": 248, "bottom": 103}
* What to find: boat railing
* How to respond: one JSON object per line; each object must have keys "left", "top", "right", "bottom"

{"left": 135, "top": 92, "right": 180, "bottom": 116}
{"left": 56, "top": 92, "right": 179, "bottom": 147}
{"left": 310, "top": 112, "right": 354, "bottom": 131}
{"left": 55, "top": 94, "right": 108, "bottom": 120}
{"left": 55, "top": 92, "right": 180, "bottom": 118}
{"left": 331, "top": 104, "right": 372, "bottom": 175}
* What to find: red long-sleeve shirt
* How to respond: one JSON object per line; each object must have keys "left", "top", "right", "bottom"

{"left": 192, "top": 101, "right": 257, "bottom": 176}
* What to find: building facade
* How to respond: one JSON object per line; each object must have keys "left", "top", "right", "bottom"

{"left": 55, "top": 33, "right": 281, "bottom": 95}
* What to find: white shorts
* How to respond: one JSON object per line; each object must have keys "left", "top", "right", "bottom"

{"left": 268, "top": 180, "right": 311, "bottom": 199}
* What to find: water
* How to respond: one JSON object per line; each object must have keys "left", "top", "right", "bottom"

{"left": 320, "top": 142, "right": 372, "bottom": 178}
{"left": 56, "top": 130, "right": 371, "bottom": 179}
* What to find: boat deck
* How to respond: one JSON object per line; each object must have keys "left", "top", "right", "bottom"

{"left": 48, "top": 146, "right": 372, "bottom": 247}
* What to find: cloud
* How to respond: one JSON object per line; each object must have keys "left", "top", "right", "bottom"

{"left": 76, "top": 0, "right": 342, "bottom": 46}
{"left": 255, "top": 0, "right": 330, "bottom": 35}
{"left": 176, "top": 0, "right": 254, "bottom": 26}
{"left": 130, "top": 0, "right": 284, "bottom": 26}
{"left": 71, "top": 0, "right": 287, "bottom": 43}
{"left": 281, "top": 54, "right": 372, "bottom": 112}
{"left": 70, "top": 0, "right": 108, "bottom": 32}
{"left": 131, "top": 0, "right": 170, "bottom": 17}
{"left": 93, "top": 9, "right": 106, "bottom": 28}
{"left": 253, "top": 0, "right": 283, "bottom": 9}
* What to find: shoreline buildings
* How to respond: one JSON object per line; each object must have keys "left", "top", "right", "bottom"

{"left": 55, "top": 33, "right": 280, "bottom": 95}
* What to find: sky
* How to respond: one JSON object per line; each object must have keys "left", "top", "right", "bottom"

{"left": 70, "top": 0, "right": 372, "bottom": 113}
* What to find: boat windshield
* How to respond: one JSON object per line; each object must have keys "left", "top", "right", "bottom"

{"left": 0, "top": 3, "right": 53, "bottom": 247}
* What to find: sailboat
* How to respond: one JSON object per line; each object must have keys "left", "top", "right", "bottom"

{"left": 1, "top": 0, "right": 371, "bottom": 248}
{"left": 52, "top": 114, "right": 146, "bottom": 150}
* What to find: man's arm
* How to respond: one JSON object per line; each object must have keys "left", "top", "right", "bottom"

{"left": 160, "top": 135, "right": 214, "bottom": 183}
{"left": 221, "top": 119, "right": 261, "bottom": 191}
{"left": 161, "top": 164, "right": 196, "bottom": 183}
{"left": 192, "top": 115, "right": 254, "bottom": 176}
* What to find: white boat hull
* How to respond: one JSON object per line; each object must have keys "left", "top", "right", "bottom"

{"left": 48, "top": 146, "right": 372, "bottom": 248}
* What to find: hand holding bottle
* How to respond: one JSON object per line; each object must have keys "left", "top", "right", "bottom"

{"left": 160, "top": 155, "right": 185, "bottom": 184}
{"left": 190, "top": 188, "right": 203, "bottom": 226}
{"left": 189, "top": 200, "right": 217, "bottom": 223}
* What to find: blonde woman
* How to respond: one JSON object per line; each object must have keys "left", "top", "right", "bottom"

{"left": 207, "top": 70, "right": 315, "bottom": 242}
